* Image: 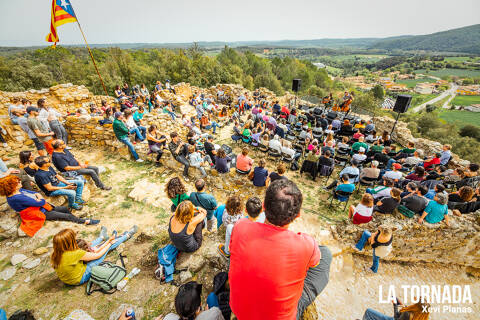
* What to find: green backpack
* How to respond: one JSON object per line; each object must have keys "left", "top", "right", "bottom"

{"left": 86, "top": 261, "right": 126, "bottom": 295}
{"left": 397, "top": 205, "right": 415, "bottom": 218}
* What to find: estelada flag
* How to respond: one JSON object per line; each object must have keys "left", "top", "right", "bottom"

{"left": 45, "top": 0, "right": 77, "bottom": 44}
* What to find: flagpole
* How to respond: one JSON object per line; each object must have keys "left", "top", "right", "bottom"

{"left": 74, "top": 20, "right": 109, "bottom": 96}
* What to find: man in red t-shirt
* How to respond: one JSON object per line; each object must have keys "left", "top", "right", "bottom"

{"left": 229, "top": 179, "right": 332, "bottom": 320}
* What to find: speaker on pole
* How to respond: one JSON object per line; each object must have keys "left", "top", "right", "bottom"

{"left": 292, "top": 79, "right": 301, "bottom": 92}
{"left": 393, "top": 95, "right": 412, "bottom": 114}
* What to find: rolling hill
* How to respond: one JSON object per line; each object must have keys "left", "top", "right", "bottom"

{"left": 369, "top": 24, "right": 480, "bottom": 54}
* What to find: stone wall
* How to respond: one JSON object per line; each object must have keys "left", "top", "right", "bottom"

{"left": 333, "top": 213, "right": 480, "bottom": 268}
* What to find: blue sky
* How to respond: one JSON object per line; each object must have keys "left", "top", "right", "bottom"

{"left": 0, "top": 0, "right": 479, "bottom": 46}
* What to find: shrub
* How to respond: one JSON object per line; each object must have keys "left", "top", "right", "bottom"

{"left": 459, "top": 125, "right": 480, "bottom": 141}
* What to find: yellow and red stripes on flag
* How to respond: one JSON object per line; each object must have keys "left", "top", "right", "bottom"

{"left": 45, "top": 0, "right": 77, "bottom": 44}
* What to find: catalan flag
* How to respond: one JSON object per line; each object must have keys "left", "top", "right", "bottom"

{"left": 45, "top": 0, "right": 77, "bottom": 44}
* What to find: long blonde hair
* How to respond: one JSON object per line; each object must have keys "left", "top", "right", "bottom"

{"left": 51, "top": 229, "right": 79, "bottom": 269}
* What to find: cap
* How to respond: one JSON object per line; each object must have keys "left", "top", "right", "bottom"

{"left": 359, "top": 147, "right": 365, "bottom": 153}
{"left": 114, "top": 112, "right": 123, "bottom": 119}
{"left": 26, "top": 106, "right": 38, "bottom": 114}
{"left": 393, "top": 163, "right": 402, "bottom": 170}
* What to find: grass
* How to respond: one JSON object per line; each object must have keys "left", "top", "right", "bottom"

{"left": 432, "top": 96, "right": 451, "bottom": 108}
{"left": 409, "top": 93, "right": 438, "bottom": 107}
{"left": 396, "top": 77, "right": 436, "bottom": 88}
{"left": 438, "top": 109, "right": 480, "bottom": 128}
{"left": 450, "top": 95, "right": 480, "bottom": 106}
{"left": 414, "top": 68, "right": 480, "bottom": 78}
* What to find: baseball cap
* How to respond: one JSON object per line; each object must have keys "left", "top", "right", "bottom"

{"left": 114, "top": 112, "right": 123, "bottom": 119}
{"left": 393, "top": 163, "right": 402, "bottom": 170}
{"left": 359, "top": 147, "right": 365, "bottom": 153}
{"left": 26, "top": 106, "right": 39, "bottom": 114}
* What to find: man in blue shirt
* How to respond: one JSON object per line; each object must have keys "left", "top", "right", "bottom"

{"left": 189, "top": 179, "right": 218, "bottom": 231}
{"left": 34, "top": 156, "right": 85, "bottom": 210}
{"left": 339, "top": 160, "right": 360, "bottom": 183}
{"left": 365, "top": 120, "right": 375, "bottom": 133}
{"left": 419, "top": 193, "right": 450, "bottom": 226}
{"left": 51, "top": 140, "right": 110, "bottom": 190}
{"left": 272, "top": 101, "right": 281, "bottom": 115}
{"left": 334, "top": 174, "right": 355, "bottom": 201}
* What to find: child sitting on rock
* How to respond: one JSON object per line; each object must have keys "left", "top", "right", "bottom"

{"left": 217, "top": 196, "right": 244, "bottom": 258}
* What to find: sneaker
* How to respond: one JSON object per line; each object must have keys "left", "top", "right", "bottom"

{"left": 75, "top": 198, "right": 85, "bottom": 204}
{"left": 136, "top": 159, "right": 144, "bottom": 163}
{"left": 100, "top": 226, "right": 108, "bottom": 241}
{"left": 217, "top": 244, "right": 230, "bottom": 259}
{"left": 100, "top": 186, "right": 112, "bottom": 191}
{"left": 141, "top": 140, "right": 148, "bottom": 144}
{"left": 112, "top": 230, "right": 118, "bottom": 237}
{"left": 70, "top": 203, "right": 83, "bottom": 210}
{"left": 183, "top": 176, "right": 189, "bottom": 182}
{"left": 127, "top": 225, "right": 138, "bottom": 238}
{"left": 155, "top": 162, "right": 161, "bottom": 167}
{"left": 65, "top": 146, "right": 72, "bottom": 150}
{"left": 87, "top": 219, "right": 100, "bottom": 225}
{"left": 2, "top": 143, "right": 7, "bottom": 148}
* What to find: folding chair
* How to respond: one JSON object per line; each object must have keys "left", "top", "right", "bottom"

{"left": 327, "top": 190, "right": 353, "bottom": 211}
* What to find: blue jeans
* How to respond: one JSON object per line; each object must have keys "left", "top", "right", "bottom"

{"left": 362, "top": 308, "right": 394, "bottom": 320}
{"left": 355, "top": 230, "right": 380, "bottom": 273}
{"left": 79, "top": 232, "right": 130, "bottom": 284}
{"left": 130, "top": 127, "right": 146, "bottom": 141}
{"left": 224, "top": 224, "right": 234, "bottom": 255}
{"left": 50, "top": 180, "right": 84, "bottom": 207}
{"left": 166, "top": 111, "right": 176, "bottom": 121}
{"left": 205, "top": 121, "right": 218, "bottom": 133}
{"left": 119, "top": 137, "right": 139, "bottom": 160}
{"left": 214, "top": 204, "right": 226, "bottom": 229}
{"left": 207, "top": 292, "right": 219, "bottom": 308}
{"left": 386, "top": 158, "right": 396, "bottom": 170}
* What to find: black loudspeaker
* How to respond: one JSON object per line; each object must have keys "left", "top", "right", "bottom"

{"left": 393, "top": 95, "right": 412, "bottom": 113}
{"left": 292, "top": 79, "right": 301, "bottom": 92}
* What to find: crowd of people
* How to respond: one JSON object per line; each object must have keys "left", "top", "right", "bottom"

{"left": 3, "top": 79, "right": 476, "bottom": 319}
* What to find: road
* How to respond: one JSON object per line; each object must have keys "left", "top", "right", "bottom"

{"left": 412, "top": 82, "right": 457, "bottom": 112}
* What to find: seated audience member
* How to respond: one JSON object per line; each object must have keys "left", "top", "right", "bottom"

{"left": 201, "top": 113, "right": 219, "bottom": 133}
{"left": 400, "top": 149, "right": 424, "bottom": 167}
{"left": 382, "top": 163, "right": 403, "bottom": 182}
{"left": 352, "top": 131, "right": 364, "bottom": 140}
{"left": 168, "top": 201, "right": 206, "bottom": 253}
{"left": 51, "top": 140, "right": 111, "bottom": 190}
{"left": 465, "top": 163, "right": 479, "bottom": 178}
{"left": 124, "top": 109, "right": 147, "bottom": 142}
{"left": 244, "top": 196, "right": 265, "bottom": 223}
{"left": 359, "top": 161, "right": 380, "bottom": 183}
{"left": 218, "top": 196, "right": 244, "bottom": 257}
{"left": 366, "top": 178, "right": 394, "bottom": 200}
{"left": 419, "top": 193, "right": 449, "bottom": 226}
{"left": 187, "top": 145, "right": 211, "bottom": 178}
{"left": 323, "top": 133, "right": 335, "bottom": 147}
{"left": 268, "top": 135, "right": 282, "bottom": 153}
{"left": 34, "top": 156, "right": 85, "bottom": 210}
{"left": 351, "top": 136, "right": 368, "bottom": 154}
{"left": 51, "top": 226, "right": 136, "bottom": 285}
{"left": 250, "top": 159, "right": 269, "bottom": 187}
{"left": 352, "top": 147, "right": 367, "bottom": 163}
{"left": 367, "top": 140, "right": 384, "bottom": 157}
{"left": 317, "top": 150, "right": 334, "bottom": 175}
{"left": 189, "top": 179, "right": 217, "bottom": 231}
{"left": 403, "top": 166, "right": 425, "bottom": 183}
{"left": 423, "top": 152, "right": 441, "bottom": 170}
{"left": 394, "top": 142, "right": 416, "bottom": 159}
{"left": 348, "top": 193, "right": 374, "bottom": 225}
{"left": 339, "top": 160, "right": 360, "bottom": 183}
{"left": 339, "top": 119, "right": 353, "bottom": 134}
{"left": 229, "top": 179, "right": 332, "bottom": 319}
{"left": 398, "top": 185, "right": 429, "bottom": 215}
{"left": 326, "top": 174, "right": 355, "bottom": 201}
{"left": 321, "top": 140, "right": 335, "bottom": 157}
{"left": 165, "top": 177, "right": 190, "bottom": 212}
{"left": 337, "top": 137, "right": 350, "bottom": 151}
{"left": 147, "top": 125, "right": 167, "bottom": 167}
{"left": 331, "top": 117, "right": 341, "bottom": 131}
{"left": 162, "top": 281, "right": 224, "bottom": 320}
{"left": 0, "top": 176, "right": 99, "bottom": 237}
{"left": 365, "top": 130, "right": 378, "bottom": 143}
{"left": 449, "top": 186, "right": 474, "bottom": 206}
{"left": 269, "top": 163, "right": 287, "bottom": 183}
{"left": 26, "top": 106, "right": 55, "bottom": 155}
{"left": 373, "top": 188, "right": 401, "bottom": 214}
{"left": 355, "top": 225, "right": 393, "bottom": 273}
{"left": 214, "top": 148, "right": 231, "bottom": 174}
{"left": 18, "top": 151, "right": 37, "bottom": 189}
{"left": 426, "top": 165, "right": 447, "bottom": 180}
{"left": 133, "top": 105, "right": 147, "bottom": 125}
{"left": 236, "top": 148, "right": 253, "bottom": 174}
{"left": 204, "top": 135, "right": 217, "bottom": 165}
{"left": 231, "top": 121, "right": 243, "bottom": 142}
{"left": 169, "top": 132, "right": 190, "bottom": 180}
{"left": 363, "top": 300, "right": 430, "bottom": 320}
{"left": 367, "top": 147, "right": 391, "bottom": 168}
{"left": 163, "top": 102, "right": 177, "bottom": 121}
{"left": 381, "top": 131, "right": 392, "bottom": 146}
{"left": 8, "top": 98, "right": 24, "bottom": 124}
{"left": 425, "top": 183, "right": 446, "bottom": 200}
{"left": 113, "top": 112, "right": 143, "bottom": 162}
{"left": 439, "top": 144, "right": 452, "bottom": 165}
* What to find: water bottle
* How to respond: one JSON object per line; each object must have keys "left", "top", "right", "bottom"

{"left": 117, "top": 267, "right": 141, "bottom": 290}
{"left": 125, "top": 308, "right": 136, "bottom": 320}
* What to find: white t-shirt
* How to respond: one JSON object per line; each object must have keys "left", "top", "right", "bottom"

{"left": 354, "top": 203, "right": 373, "bottom": 217}
{"left": 125, "top": 116, "right": 137, "bottom": 129}
{"left": 269, "top": 139, "right": 282, "bottom": 153}
{"left": 352, "top": 154, "right": 367, "bottom": 162}
{"left": 383, "top": 170, "right": 403, "bottom": 181}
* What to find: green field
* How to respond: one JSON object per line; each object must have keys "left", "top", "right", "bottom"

{"left": 444, "top": 56, "right": 480, "bottom": 63}
{"left": 409, "top": 93, "right": 438, "bottom": 107}
{"left": 439, "top": 109, "right": 480, "bottom": 127}
{"left": 396, "top": 77, "right": 436, "bottom": 88}
{"left": 414, "top": 68, "right": 480, "bottom": 78}
{"left": 451, "top": 95, "right": 480, "bottom": 106}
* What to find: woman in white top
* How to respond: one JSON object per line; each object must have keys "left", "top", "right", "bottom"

{"left": 123, "top": 109, "right": 147, "bottom": 142}
{"left": 348, "top": 193, "right": 374, "bottom": 224}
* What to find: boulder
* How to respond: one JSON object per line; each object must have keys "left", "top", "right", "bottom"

{"left": 10, "top": 254, "right": 27, "bottom": 266}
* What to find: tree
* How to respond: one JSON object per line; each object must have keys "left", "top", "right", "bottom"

{"left": 372, "top": 84, "right": 384, "bottom": 100}
{"left": 459, "top": 125, "right": 480, "bottom": 141}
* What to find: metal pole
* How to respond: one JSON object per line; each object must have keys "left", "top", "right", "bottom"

{"left": 390, "top": 111, "right": 401, "bottom": 141}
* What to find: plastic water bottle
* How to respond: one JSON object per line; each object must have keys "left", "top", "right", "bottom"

{"left": 117, "top": 267, "right": 141, "bottom": 290}
{"left": 125, "top": 308, "right": 136, "bottom": 320}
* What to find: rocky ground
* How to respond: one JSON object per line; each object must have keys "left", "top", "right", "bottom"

{"left": 0, "top": 121, "right": 479, "bottom": 319}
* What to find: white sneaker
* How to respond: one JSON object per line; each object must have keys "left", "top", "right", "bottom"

{"left": 141, "top": 140, "right": 148, "bottom": 144}
{"left": 136, "top": 159, "right": 144, "bottom": 163}
{"left": 2, "top": 143, "right": 7, "bottom": 148}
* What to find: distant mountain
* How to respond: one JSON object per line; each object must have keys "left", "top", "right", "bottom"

{"left": 369, "top": 24, "right": 480, "bottom": 54}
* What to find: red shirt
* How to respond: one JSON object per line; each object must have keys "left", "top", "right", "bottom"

{"left": 280, "top": 106, "right": 290, "bottom": 118}
{"left": 424, "top": 157, "right": 440, "bottom": 170}
{"left": 229, "top": 219, "right": 320, "bottom": 320}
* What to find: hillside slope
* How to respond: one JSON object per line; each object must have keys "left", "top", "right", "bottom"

{"left": 370, "top": 24, "right": 480, "bottom": 54}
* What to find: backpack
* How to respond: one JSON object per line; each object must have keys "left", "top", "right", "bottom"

{"left": 397, "top": 205, "right": 415, "bottom": 218}
{"left": 86, "top": 261, "right": 126, "bottom": 295}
